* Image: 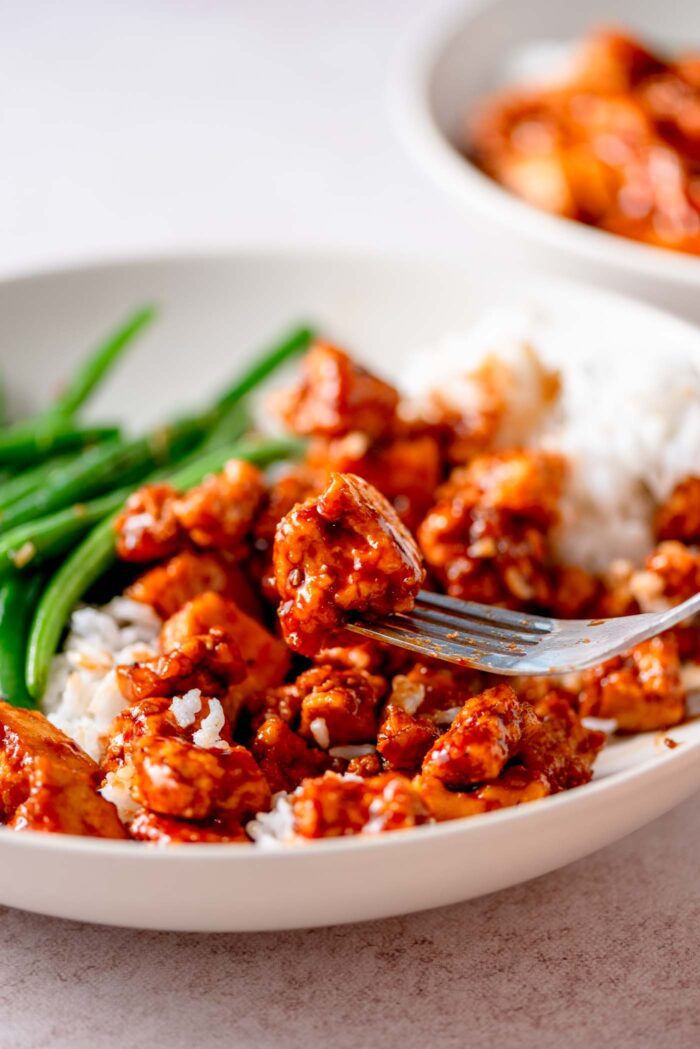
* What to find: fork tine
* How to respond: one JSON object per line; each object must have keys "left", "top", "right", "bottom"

{"left": 347, "top": 620, "right": 464, "bottom": 661}
{"left": 346, "top": 620, "right": 505, "bottom": 663}
{"left": 416, "top": 590, "right": 553, "bottom": 634}
{"left": 408, "top": 603, "right": 540, "bottom": 647}
{"left": 349, "top": 614, "right": 528, "bottom": 657}
{"left": 390, "top": 613, "right": 529, "bottom": 655}
{"left": 347, "top": 619, "right": 529, "bottom": 669}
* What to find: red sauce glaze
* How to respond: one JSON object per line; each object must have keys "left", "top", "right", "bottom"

{"left": 274, "top": 472, "right": 424, "bottom": 654}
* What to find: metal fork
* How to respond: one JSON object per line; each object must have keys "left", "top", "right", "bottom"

{"left": 347, "top": 590, "right": 700, "bottom": 675}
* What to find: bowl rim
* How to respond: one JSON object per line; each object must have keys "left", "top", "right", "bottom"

{"left": 388, "top": 0, "right": 700, "bottom": 288}
{"left": 0, "top": 242, "right": 699, "bottom": 863}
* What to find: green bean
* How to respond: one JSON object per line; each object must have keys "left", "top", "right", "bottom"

{"left": 3, "top": 323, "right": 310, "bottom": 530}
{"left": 0, "top": 307, "right": 152, "bottom": 471}
{"left": 0, "top": 488, "right": 131, "bottom": 575}
{"left": 166, "top": 322, "right": 310, "bottom": 464}
{"left": 0, "top": 440, "right": 121, "bottom": 532}
{"left": 0, "top": 422, "right": 120, "bottom": 467}
{"left": 26, "top": 519, "right": 119, "bottom": 702}
{"left": 0, "top": 452, "right": 78, "bottom": 512}
{"left": 0, "top": 574, "right": 45, "bottom": 708}
{"left": 173, "top": 322, "right": 311, "bottom": 461}
{"left": 25, "top": 435, "right": 303, "bottom": 699}
{"left": 0, "top": 415, "right": 208, "bottom": 533}
{"left": 214, "top": 324, "right": 313, "bottom": 412}
{"left": 45, "top": 305, "right": 157, "bottom": 420}
{"left": 184, "top": 401, "right": 250, "bottom": 458}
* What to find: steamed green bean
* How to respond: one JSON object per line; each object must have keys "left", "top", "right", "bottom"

{"left": 0, "top": 574, "right": 45, "bottom": 709}
{"left": 45, "top": 306, "right": 156, "bottom": 419}
{"left": 0, "top": 422, "right": 120, "bottom": 467}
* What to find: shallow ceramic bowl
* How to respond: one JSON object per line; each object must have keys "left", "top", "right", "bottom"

{"left": 390, "top": 0, "right": 700, "bottom": 319}
{"left": 0, "top": 247, "right": 699, "bottom": 931}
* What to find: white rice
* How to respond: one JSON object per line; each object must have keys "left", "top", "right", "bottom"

{"left": 247, "top": 792, "right": 297, "bottom": 848}
{"left": 170, "top": 689, "right": 203, "bottom": 729}
{"left": 100, "top": 765, "right": 142, "bottom": 823}
{"left": 328, "top": 743, "right": 377, "bottom": 760}
{"left": 44, "top": 597, "right": 162, "bottom": 761}
{"left": 309, "top": 717, "right": 330, "bottom": 750}
{"left": 406, "top": 305, "right": 700, "bottom": 572}
{"left": 581, "top": 717, "right": 618, "bottom": 735}
{"left": 192, "top": 698, "right": 229, "bottom": 751}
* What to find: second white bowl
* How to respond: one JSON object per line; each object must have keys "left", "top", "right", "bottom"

{"left": 390, "top": 0, "right": 700, "bottom": 321}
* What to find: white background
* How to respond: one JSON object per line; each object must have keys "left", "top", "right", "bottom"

{"left": 0, "top": 0, "right": 487, "bottom": 275}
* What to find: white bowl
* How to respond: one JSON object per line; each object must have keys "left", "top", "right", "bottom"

{"left": 1, "top": 247, "right": 700, "bottom": 932}
{"left": 390, "top": 0, "right": 700, "bottom": 321}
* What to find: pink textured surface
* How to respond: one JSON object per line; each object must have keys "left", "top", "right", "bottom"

{"left": 1, "top": 795, "right": 699, "bottom": 1048}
